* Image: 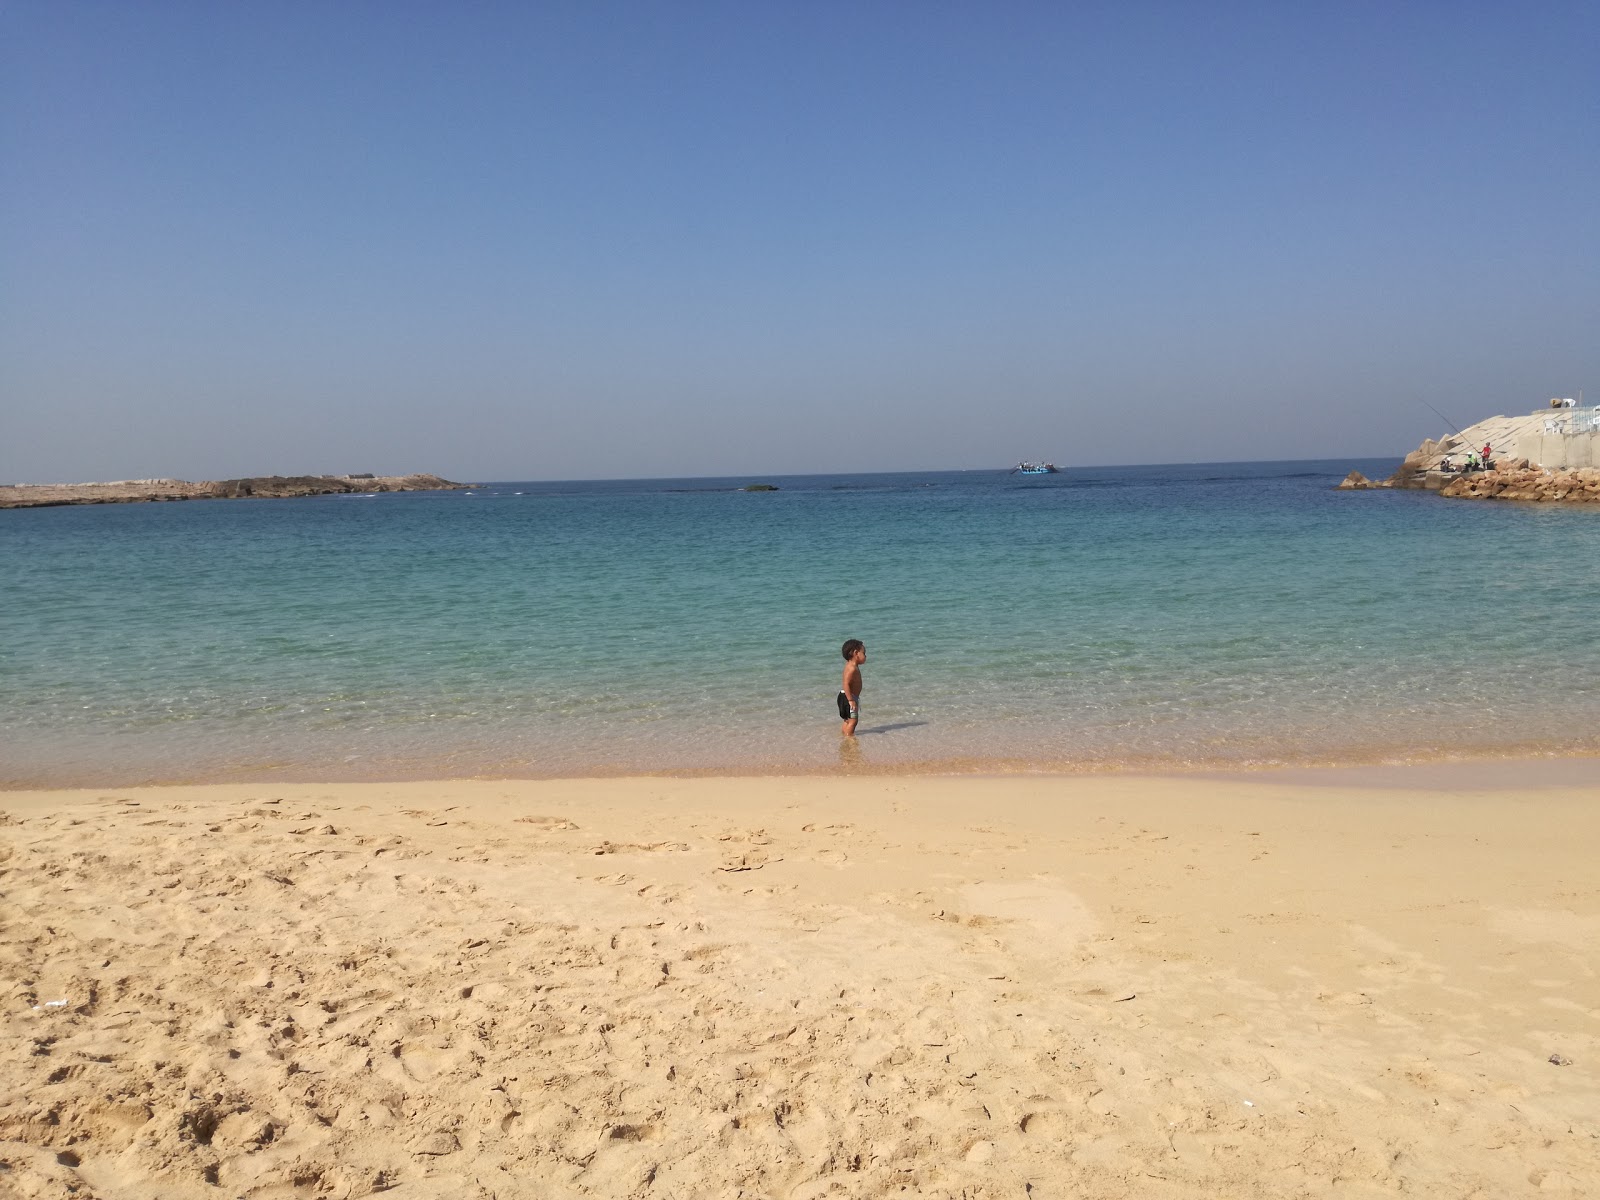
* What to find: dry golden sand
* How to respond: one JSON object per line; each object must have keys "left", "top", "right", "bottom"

{"left": 1, "top": 774, "right": 1596, "bottom": 1198}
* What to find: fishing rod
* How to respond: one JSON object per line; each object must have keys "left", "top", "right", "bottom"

{"left": 1419, "top": 399, "right": 1497, "bottom": 464}
{"left": 1421, "top": 399, "right": 1462, "bottom": 438}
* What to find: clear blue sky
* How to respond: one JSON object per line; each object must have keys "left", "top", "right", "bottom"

{"left": 4, "top": 1, "right": 1597, "bottom": 481}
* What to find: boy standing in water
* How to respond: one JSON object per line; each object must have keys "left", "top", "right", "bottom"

{"left": 837, "top": 639, "right": 866, "bottom": 736}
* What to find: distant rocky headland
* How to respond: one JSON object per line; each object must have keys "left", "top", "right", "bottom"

{"left": 0, "top": 473, "right": 465, "bottom": 510}
{"left": 1340, "top": 402, "right": 1600, "bottom": 504}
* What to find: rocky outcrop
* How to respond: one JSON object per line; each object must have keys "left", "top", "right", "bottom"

{"left": 1382, "top": 411, "right": 1565, "bottom": 491}
{"left": 0, "top": 473, "right": 465, "bottom": 510}
{"left": 1349, "top": 407, "right": 1600, "bottom": 504}
{"left": 204, "top": 473, "right": 461, "bottom": 499}
{"left": 1438, "top": 465, "right": 1600, "bottom": 503}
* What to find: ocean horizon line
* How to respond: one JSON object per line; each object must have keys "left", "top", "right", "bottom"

{"left": 453, "top": 455, "right": 1404, "bottom": 488}
{"left": 5, "top": 455, "right": 1407, "bottom": 492}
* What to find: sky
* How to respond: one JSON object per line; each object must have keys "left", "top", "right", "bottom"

{"left": 4, "top": 1, "right": 1598, "bottom": 482}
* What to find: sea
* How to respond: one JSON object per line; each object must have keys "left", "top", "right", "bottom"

{"left": 4, "top": 460, "right": 1599, "bottom": 788}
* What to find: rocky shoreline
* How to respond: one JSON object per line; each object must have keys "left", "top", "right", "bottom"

{"left": 0, "top": 473, "right": 465, "bottom": 510}
{"left": 1340, "top": 407, "right": 1600, "bottom": 504}
{"left": 1434, "top": 464, "right": 1600, "bottom": 503}
{"left": 1340, "top": 462, "right": 1600, "bottom": 503}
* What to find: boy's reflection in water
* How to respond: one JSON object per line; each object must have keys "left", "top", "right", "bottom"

{"left": 837, "top": 735, "right": 864, "bottom": 771}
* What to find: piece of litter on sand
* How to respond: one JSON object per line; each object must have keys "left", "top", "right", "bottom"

{"left": 1243, "top": 1100, "right": 1254, "bottom": 1107}
{"left": 31, "top": 999, "right": 68, "bottom": 1011}
{"left": 1548, "top": 1053, "right": 1573, "bottom": 1066}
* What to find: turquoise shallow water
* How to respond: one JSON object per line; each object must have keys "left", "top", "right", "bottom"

{"left": 4, "top": 460, "right": 1599, "bottom": 786}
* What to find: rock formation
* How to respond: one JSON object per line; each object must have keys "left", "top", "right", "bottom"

{"left": 1437, "top": 465, "right": 1600, "bottom": 503}
{"left": 1343, "top": 407, "right": 1600, "bottom": 504}
{"left": 0, "top": 474, "right": 465, "bottom": 510}
{"left": 203, "top": 474, "right": 461, "bottom": 500}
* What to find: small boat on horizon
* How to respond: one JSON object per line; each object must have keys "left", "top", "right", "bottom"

{"left": 1010, "top": 461, "right": 1060, "bottom": 475}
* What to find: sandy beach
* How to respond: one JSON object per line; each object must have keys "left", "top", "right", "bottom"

{"left": 2, "top": 772, "right": 1596, "bottom": 1198}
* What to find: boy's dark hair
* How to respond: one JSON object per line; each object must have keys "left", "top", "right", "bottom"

{"left": 841, "top": 639, "right": 864, "bottom": 660}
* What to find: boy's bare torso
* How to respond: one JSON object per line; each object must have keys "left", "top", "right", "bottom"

{"left": 842, "top": 660, "right": 862, "bottom": 702}
{"left": 839, "top": 643, "right": 867, "bottom": 736}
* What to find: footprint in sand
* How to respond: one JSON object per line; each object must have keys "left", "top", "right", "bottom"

{"left": 932, "top": 910, "right": 1009, "bottom": 928}
{"left": 591, "top": 840, "right": 688, "bottom": 855}
{"left": 1018, "top": 1106, "right": 1077, "bottom": 1137}
{"left": 515, "top": 815, "right": 581, "bottom": 830}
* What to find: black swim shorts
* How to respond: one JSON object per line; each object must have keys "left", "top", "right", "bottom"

{"left": 836, "top": 691, "right": 856, "bottom": 720}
